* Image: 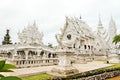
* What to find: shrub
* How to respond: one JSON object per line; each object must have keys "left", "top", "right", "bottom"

{"left": 52, "top": 64, "right": 120, "bottom": 80}
{"left": 0, "top": 60, "right": 21, "bottom": 80}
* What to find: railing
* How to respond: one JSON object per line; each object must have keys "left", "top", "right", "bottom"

{"left": 8, "top": 58, "right": 58, "bottom": 68}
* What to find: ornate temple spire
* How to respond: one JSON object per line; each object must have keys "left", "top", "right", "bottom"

{"left": 18, "top": 22, "right": 43, "bottom": 45}
{"left": 79, "top": 15, "right": 82, "bottom": 20}
{"left": 109, "top": 16, "right": 116, "bottom": 27}
{"left": 98, "top": 15, "right": 102, "bottom": 26}
{"left": 108, "top": 16, "right": 117, "bottom": 48}
{"left": 109, "top": 15, "right": 116, "bottom": 33}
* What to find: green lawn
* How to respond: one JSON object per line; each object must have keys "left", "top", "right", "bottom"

{"left": 22, "top": 74, "right": 53, "bottom": 80}
{"left": 107, "top": 63, "right": 120, "bottom": 69}
{"left": 94, "top": 60, "right": 107, "bottom": 63}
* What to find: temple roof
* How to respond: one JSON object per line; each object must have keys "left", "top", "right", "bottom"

{"left": 61, "top": 16, "right": 94, "bottom": 39}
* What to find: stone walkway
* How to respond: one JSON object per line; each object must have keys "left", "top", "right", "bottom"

{"left": 0, "top": 66, "right": 56, "bottom": 77}
{"left": 0, "top": 61, "right": 113, "bottom": 78}
{"left": 73, "top": 61, "right": 113, "bottom": 73}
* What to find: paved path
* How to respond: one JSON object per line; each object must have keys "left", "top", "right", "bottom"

{"left": 0, "top": 61, "right": 113, "bottom": 77}
{"left": 0, "top": 66, "right": 55, "bottom": 77}
{"left": 73, "top": 61, "right": 113, "bottom": 73}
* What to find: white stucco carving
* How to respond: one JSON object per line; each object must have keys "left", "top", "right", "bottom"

{"left": 56, "top": 16, "right": 117, "bottom": 54}
{"left": 108, "top": 16, "right": 117, "bottom": 48}
{"left": 56, "top": 16, "right": 95, "bottom": 50}
{"left": 0, "top": 16, "right": 119, "bottom": 68}
{"left": 18, "top": 21, "right": 43, "bottom": 45}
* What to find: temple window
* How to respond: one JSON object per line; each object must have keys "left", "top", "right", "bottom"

{"left": 88, "top": 45, "right": 90, "bottom": 50}
{"left": 67, "top": 34, "right": 71, "bottom": 40}
{"left": 91, "top": 46, "right": 93, "bottom": 50}
{"left": 84, "top": 45, "right": 87, "bottom": 49}
{"left": 79, "top": 46, "right": 80, "bottom": 48}
{"left": 48, "top": 53, "right": 51, "bottom": 58}
{"left": 73, "top": 44, "right": 75, "bottom": 48}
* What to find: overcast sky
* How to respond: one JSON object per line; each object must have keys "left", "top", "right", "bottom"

{"left": 0, "top": 0, "right": 120, "bottom": 46}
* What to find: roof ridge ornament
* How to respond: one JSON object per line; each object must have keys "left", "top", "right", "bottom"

{"left": 98, "top": 14, "right": 102, "bottom": 26}
{"left": 65, "top": 16, "right": 69, "bottom": 26}
{"left": 79, "top": 15, "right": 82, "bottom": 20}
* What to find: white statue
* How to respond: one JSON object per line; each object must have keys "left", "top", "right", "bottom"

{"left": 56, "top": 33, "right": 81, "bottom": 49}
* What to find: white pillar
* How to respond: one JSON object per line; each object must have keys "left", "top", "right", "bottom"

{"left": 37, "top": 50, "right": 42, "bottom": 56}
{"left": 12, "top": 48, "right": 17, "bottom": 60}
{"left": 43, "top": 52, "right": 46, "bottom": 59}
{"left": 58, "top": 54, "right": 71, "bottom": 67}
{"left": 24, "top": 49, "right": 29, "bottom": 60}
{"left": 51, "top": 49, "right": 79, "bottom": 76}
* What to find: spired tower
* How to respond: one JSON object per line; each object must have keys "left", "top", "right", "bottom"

{"left": 95, "top": 16, "right": 109, "bottom": 50}
{"left": 97, "top": 16, "right": 104, "bottom": 35}
{"left": 18, "top": 21, "right": 43, "bottom": 45}
{"left": 108, "top": 16, "right": 117, "bottom": 48}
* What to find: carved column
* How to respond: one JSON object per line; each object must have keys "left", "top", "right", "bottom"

{"left": 12, "top": 47, "right": 17, "bottom": 60}
{"left": 24, "top": 49, "right": 29, "bottom": 60}
{"left": 37, "top": 50, "right": 42, "bottom": 56}
{"left": 51, "top": 49, "right": 79, "bottom": 76}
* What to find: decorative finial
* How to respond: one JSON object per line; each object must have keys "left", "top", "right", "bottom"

{"left": 98, "top": 14, "right": 102, "bottom": 26}
{"left": 80, "top": 15, "right": 82, "bottom": 19}
{"left": 65, "top": 16, "right": 69, "bottom": 25}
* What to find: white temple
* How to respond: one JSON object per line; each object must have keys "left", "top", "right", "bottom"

{"left": 94, "top": 17, "right": 109, "bottom": 52}
{"left": 18, "top": 21, "right": 43, "bottom": 45}
{"left": 56, "top": 16, "right": 95, "bottom": 51}
{"left": 0, "top": 16, "right": 118, "bottom": 68}
{"left": 0, "top": 22, "right": 57, "bottom": 68}
{"left": 56, "top": 16, "right": 116, "bottom": 52}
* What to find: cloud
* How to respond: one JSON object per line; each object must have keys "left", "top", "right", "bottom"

{"left": 0, "top": 0, "right": 120, "bottom": 45}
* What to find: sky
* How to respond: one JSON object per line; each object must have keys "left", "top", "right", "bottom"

{"left": 0, "top": 0, "right": 120, "bottom": 46}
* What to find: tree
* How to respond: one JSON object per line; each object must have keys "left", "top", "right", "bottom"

{"left": 0, "top": 60, "right": 21, "bottom": 80}
{"left": 2, "top": 29, "right": 12, "bottom": 45}
{"left": 112, "top": 34, "right": 120, "bottom": 45}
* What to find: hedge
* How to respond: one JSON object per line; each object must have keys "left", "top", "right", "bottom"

{"left": 51, "top": 64, "right": 120, "bottom": 80}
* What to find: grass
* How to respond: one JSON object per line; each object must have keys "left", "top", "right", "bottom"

{"left": 93, "top": 63, "right": 120, "bottom": 80}
{"left": 22, "top": 74, "right": 54, "bottom": 80}
{"left": 3, "top": 64, "right": 16, "bottom": 69}
{"left": 93, "top": 60, "right": 107, "bottom": 63}
{"left": 21, "top": 64, "right": 120, "bottom": 80}
{"left": 107, "top": 63, "right": 120, "bottom": 69}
